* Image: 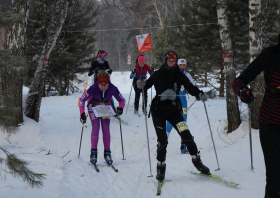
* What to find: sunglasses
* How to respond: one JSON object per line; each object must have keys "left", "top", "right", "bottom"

{"left": 167, "top": 61, "right": 176, "bottom": 64}
{"left": 99, "top": 83, "right": 108, "bottom": 86}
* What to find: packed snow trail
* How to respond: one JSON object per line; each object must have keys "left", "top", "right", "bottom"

{"left": 0, "top": 72, "right": 266, "bottom": 198}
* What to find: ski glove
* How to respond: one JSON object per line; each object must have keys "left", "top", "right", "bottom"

{"left": 107, "top": 68, "right": 112, "bottom": 74}
{"left": 80, "top": 112, "right": 87, "bottom": 124}
{"left": 199, "top": 93, "right": 208, "bottom": 102}
{"left": 240, "top": 87, "right": 255, "bottom": 104}
{"left": 151, "top": 66, "right": 155, "bottom": 71}
{"left": 116, "top": 107, "right": 123, "bottom": 116}
{"left": 133, "top": 68, "right": 137, "bottom": 73}
{"left": 94, "top": 68, "right": 98, "bottom": 74}
{"left": 137, "top": 79, "right": 146, "bottom": 89}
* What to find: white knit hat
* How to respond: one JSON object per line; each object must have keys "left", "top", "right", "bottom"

{"left": 177, "top": 58, "right": 187, "bottom": 65}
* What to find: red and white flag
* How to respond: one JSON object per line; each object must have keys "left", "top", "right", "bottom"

{"left": 136, "top": 33, "right": 153, "bottom": 54}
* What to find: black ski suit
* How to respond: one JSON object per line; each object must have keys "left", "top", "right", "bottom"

{"left": 143, "top": 62, "right": 203, "bottom": 162}
{"left": 232, "top": 44, "right": 280, "bottom": 198}
{"left": 88, "top": 60, "right": 110, "bottom": 83}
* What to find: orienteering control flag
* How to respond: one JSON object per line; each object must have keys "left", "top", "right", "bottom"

{"left": 136, "top": 33, "right": 153, "bottom": 54}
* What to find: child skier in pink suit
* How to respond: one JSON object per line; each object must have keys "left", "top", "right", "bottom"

{"left": 79, "top": 72, "right": 125, "bottom": 164}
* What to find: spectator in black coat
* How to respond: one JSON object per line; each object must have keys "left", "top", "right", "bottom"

{"left": 232, "top": 34, "right": 280, "bottom": 198}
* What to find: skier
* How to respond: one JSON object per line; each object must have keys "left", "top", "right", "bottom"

{"left": 130, "top": 55, "right": 154, "bottom": 114}
{"left": 166, "top": 58, "right": 198, "bottom": 154}
{"left": 79, "top": 71, "right": 125, "bottom": 165}
{"left": 88, "top": 50, "right": 116, "bottom": 114}
{"left": 232, "top": 34, "right": 280, "bottom": 198}
{"left": 88, "top": 50, "right": 112, "bottom": 83}
{"left": 137, "top": 50, "right": 210, "bottom": 182}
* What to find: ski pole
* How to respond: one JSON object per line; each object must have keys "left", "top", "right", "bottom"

{"left": 118, "top": 115, "right": 126, "bottom": 160}
{"left": 248, "top": 103, "right": 253, "bottom": 170}
{"left": 126, "top": 71, "right": 136, "bottom": 114}
{"left": 187, "top": 99, "right": 197, "bottom": 111}
{"left": 78, "top": 123, "right": 84, "bottom": 159}
{"left": 126, "top": 84, "right": 133, "bottom": 114}
{"left": 142, "top": 90, "right": 153, "bottom": 177}
{"left": 203, "top": 101, "right": 220, "bottom": 171}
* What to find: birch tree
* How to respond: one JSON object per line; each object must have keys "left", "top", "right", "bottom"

{"left": 249, "top": 0, "right": 269, "bottom": 129}
{"left": 2, "top": 0, "right": 31, "bottom": 126}
{"left": 25, "top": 0, "right": 69, "bottom": 121}
{"left": 216, "top": 0, "right": 241, "bottom": 133}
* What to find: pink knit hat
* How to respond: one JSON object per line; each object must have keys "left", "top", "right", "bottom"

{"left": 138, "top": 56, "right": 145, "bottom": 63}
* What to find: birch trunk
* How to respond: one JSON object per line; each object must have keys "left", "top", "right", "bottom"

{"left": 249, "top": 0, "right": 269, "bottom": 129}
{"left": 2, "top": 0, "right": 30, "bottom": 126}
{"left": 151, "top": 0, "right": 163, "bottom": 29}
{"left": 216, "top": 0, "right": 241, "bottom": 133}
{"left": 25, "top": 0, "right": 69, "bottom": 121}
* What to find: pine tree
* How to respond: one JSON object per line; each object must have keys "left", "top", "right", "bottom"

{"left": 25, "top": 0, "right": 98, "bottom": 96}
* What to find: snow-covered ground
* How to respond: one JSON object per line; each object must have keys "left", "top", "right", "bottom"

{"left": 1, "top": 72, "right": 266, "bottom": 198}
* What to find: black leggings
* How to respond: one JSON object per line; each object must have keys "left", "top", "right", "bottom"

{"left": 152, "top": 111, "right": 198, "bottom": 162}
{"left": 259, "top": 122, "right": 280, "bottom": 198}
{"left": 133, "top": 79, "right": 147, "bottom": 110}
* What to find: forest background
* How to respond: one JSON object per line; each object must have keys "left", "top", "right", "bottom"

{"left": 0, "top": 0, "right": 279, "bottom": 187}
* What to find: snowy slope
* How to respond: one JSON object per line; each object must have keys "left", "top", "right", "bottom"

{"left": 0, "top": 72, "right": 266, "bottom": 198}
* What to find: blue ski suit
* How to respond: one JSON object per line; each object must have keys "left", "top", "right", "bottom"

{"left": 166, "top": 69, "right": 197, "bottom": 137}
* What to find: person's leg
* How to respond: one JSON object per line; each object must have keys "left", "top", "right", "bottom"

{"left": 167, "top": 113, "right": 197, "bottom": 155}
{"left": 167, "top": 112, "right": 210, "bottom": 174}
{"left": 166, "top": 121, "right": 173, "bottom": 138}
{"left": 180, "top": 114, "right": 189, "bottom": 154}
{"left": 152, "top": 115, "right": 168, "bottom": 181}
{"left": 88, "top": 105, "right": 100, "bottom": 162}
{"left": 259, "top": 123, "right": 280, "bottom": 198}
{"left": 88, "top": 106, "right": 101, "bottom": 149}
{"left": 101, "top": 117, "right": 113, "bottom": 163}
{"left": 133, "top": 81, "right": 141, "bottom": 112}
{"left": 101, "top": 117, "right": 111, "bottom": 151}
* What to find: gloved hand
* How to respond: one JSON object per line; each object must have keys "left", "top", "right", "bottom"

{"left": 240, "top": 87, "right": 255, "bottom": 104}
{"left": 137, "top": 79, "right": 146, "bottom": 89}
{"left": 199, "top": 92, "right": 208, "bottom": 102}
{"left": 139, "top": 75, "right": 145, "bottom": 80}
{"left": 133, "top": 67, "right": 137, "bottom": 73}
{"left": 94, "top": 68, "right": 98, "bottom": 74}
{"left": 80, "top": 112, "right": 87, "bottom": 124}
{"left": 151, "top": 66, "right": 155, "bottom": 71}
{"left": 116, "top": 107, "right": 123, "bottom": 116}
{"left": 107, "top": 68, "right": 112, "bottom": 74}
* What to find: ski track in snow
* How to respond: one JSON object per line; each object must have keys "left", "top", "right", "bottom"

{"left": 0, "top": 72, "right": 266, "bottom": 198}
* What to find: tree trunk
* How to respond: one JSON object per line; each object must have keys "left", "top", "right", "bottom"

{"left": 216, "top": 0, "right": 241, "bottom": 133}
{"left": 2, "top": 0, "right": 31, "bottom": 125}
{"left": 249, "top": 0, "right": 269, "bottom": 129}
{"left": 219, "top": 67, "right": 225, "bottom": 97}
{"left": 204, "top": 71, "right": 208, "bottom": 87}
{"left": 25, "top": 0, "right": 69, "bottom": 121}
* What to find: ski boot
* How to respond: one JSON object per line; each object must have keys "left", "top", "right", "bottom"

{"left": 191, "top": 154, "right": 210, "bottom": 175}
{"left": 134, "top": 109, "right": 139, "bottom": 114}
{"left": 180, "top": 143, "right": 189, "bottom": 154}
{"left": 90, "top": 149, "right": 97, "bottom": 164}
{"left": 104, "top": 150, "right": 113, "bottom": 164}
{"left": 156, "top": 161, "right": 166, "bottom": 182}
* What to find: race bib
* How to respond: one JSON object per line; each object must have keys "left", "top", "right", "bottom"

{"left": 182, "top": 108, "right": 188, "bottom": 115}
{"left": 176, "top": 121, "right": 189, "bottom": 132}
{"left": 92, "top": 105, "right": 116, "bottom": 117}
